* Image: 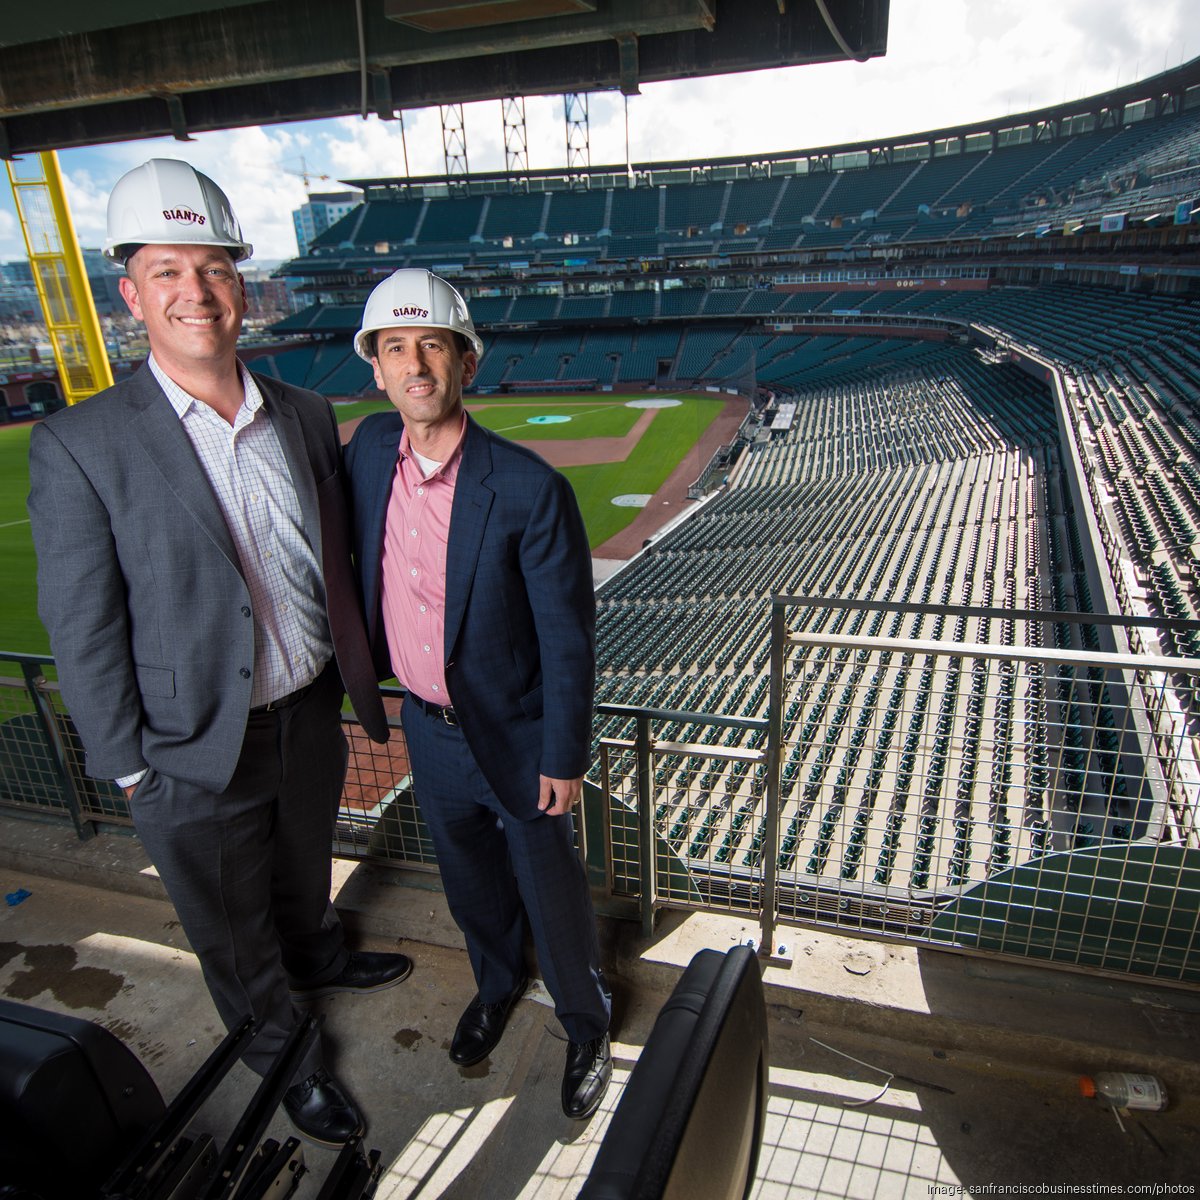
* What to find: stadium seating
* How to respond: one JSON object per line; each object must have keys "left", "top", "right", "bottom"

{"left": 481, "top": 191, "right": 546, "bottom": 239}
{"left": 659, "top": 288, "right": 707, "bottom": 318}
{"left": 820, "top": 159, "right": 915, "bottom": 218}
{"left": 259, "top": 85, "right": 1200, "bottom": 905}
{"left": 589, "top": 323, "right": 1180, "bottom": 893}
{"left": 544, "top": 188, "right": 608, "bottom": 237}
{"left": 608, "top": 185, "right": 661, "bottom": 234}
{"left": 664, "top": 181, "right": 725, "bottom": 232}
{"left": 725, "top": 177, "right": 785, "bottom": 229}
{"left": 417, "top": 194, "right": 486, "bottom": 243}
{"left": 283, "top": 97, "right": 1200, "bottom": 286}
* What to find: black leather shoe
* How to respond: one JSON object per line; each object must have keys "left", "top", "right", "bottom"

{"left": 449, "top": 976, "right": 528, "bottom": 1067}
{"left": 282, "top": 1068, "right": 363, "bottom": 1148}
{"left": 562, "top": 1034, "right": 612, "bottom": 1120}
{"left": 291, "top": 950, "right": 413, "bottom": 1001}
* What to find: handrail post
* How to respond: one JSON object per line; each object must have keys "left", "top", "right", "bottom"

{"left": 758, "top": 598, "right": 786, "bottom": 959}
{"left": 635, "top": 713, "right": 656, "bottom": 937}
{"left": 22, "top": 663, "right": 96, "bottom": 840}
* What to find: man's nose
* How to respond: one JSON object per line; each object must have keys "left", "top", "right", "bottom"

{"left": 180, "top": 270, "right": 212, "bottom": 300}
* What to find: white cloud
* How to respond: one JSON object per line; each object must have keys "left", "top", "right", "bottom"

{"left": 605, "top": 0, "right": 1199, "bottom": 163}
{"left": 323, "top": 116, "right": 420, "bottom": 180}
{"left": 62, "top": 168, "right": 111, "bottom": 248}
{"left": 319, "top": 96, "right": 573, "bottom": 181}
{"left": 0, "top": 208, "right": 23, "bottom": 261}
{"left": 59, "top": 126, "right": 312, "bottom": 261}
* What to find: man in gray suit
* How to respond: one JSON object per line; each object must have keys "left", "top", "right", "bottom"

{"left": 27, "top": 159, "right": 409, "bottom": 1148}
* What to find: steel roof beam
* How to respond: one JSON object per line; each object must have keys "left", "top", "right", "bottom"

{"left": 0, "top": 0, "right": 889, "bottom": 155}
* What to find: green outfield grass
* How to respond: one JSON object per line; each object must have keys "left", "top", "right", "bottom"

{"left": 332, "top": 397, "right": 643, "bottom": 440}
{"left": 558, "top": 396, "right": 723, "bottom": 547}
{"left": 471, "top": 400, "right": 641, "bottom": 440}
{"left": 331, "top": 393, "right": 720, "bottom": 550}
{"left": 331, "top": 399, "right": 391, "bottom": 423}
{"left": 0, "top": 423, "right": 48, "bottom": 657}
{"left": 0, "top": 392, "right": 718, "bottom": 654}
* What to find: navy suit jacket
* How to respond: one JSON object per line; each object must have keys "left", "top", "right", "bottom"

{"left": 344, "top": 412, "right": 596, "bottom": 820}
{"left": 28, "top": 364, "right": 389, "bottom": 793}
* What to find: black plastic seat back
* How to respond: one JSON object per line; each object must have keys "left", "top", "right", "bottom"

{"left": 580, "top": 944, "right": 769, "bottom": 1200}
{"left": 0, "top": 998, "right": 165, "bottom": 1198}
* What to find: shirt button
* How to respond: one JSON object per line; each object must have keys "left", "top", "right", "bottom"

{"left": 423, "top": 644, "right": 430, "bottom": 652}
{"left": 431, "top": 684, "right": 440, "bottom": 692}
{"left": 241, "top": 606, "right": 251, "bottom": 617}
{"left": 239, "top": 667, "right": 251, "bottom": 679}
{"left": 419, "top": 605, "right": 427, "bottom": 613}
{"left": 410, "top": 529, "right": 417, "bottom": 537}
{"left": 417, "top": 487, "right": 424, "bottom": 496}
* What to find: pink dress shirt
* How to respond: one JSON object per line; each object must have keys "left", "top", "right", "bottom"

{"left": 379, "top": 418, "right": 466, "bottom": 706}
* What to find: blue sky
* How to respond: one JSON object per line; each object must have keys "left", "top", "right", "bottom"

{"left": 1, "top": 0, "right": 1196, "bottom": 264}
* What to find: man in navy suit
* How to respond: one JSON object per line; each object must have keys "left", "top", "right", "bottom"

{"left": 28, "top": 160, "right": 412, "bottom": 1148}
{"left": 344, "top": 269, "right": 612, "bottom": 1120}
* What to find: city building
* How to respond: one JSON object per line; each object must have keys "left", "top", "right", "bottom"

{"left": 291, "top": 190, "right": 363, "bottom": 255}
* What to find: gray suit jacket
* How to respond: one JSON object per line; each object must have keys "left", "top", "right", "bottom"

{"left": 28, "top": 363, "right": 388, "bottom": 793}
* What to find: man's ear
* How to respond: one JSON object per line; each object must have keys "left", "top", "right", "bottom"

{"left": 461, "top": 350, "right": 478, "bottom": 388}
{"left": 118, "top": 275, "right": 144, "bottom": 321}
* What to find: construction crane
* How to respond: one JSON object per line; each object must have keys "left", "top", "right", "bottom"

{"left": 6, "top": 151, "right": 113, "bottom": 406}
{"left": 284, "top": 156, "right": 331, "bottom": 193}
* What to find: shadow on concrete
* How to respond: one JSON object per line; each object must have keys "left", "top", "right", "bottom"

{"left": 760, "top": 1012, "right": 1200, "bottom": 1194}
{"left": 912, "top": 946, "right": 1200, "bottom": 1191}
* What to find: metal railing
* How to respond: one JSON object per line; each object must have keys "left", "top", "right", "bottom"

{"left": 0, "top": 654, "right": 129, "bottom": 838}
{"left": 754, "top": 599, "right": 1200, "bottom": 984}
{"left": 5, "top": 602, "right": 1199, "bottom": 986}
{"left": 591, "top": 702, "right": 769, "bottom": 936}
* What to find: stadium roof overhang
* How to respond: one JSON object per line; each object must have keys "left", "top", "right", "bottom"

{"left": 0, "top": 0, "right": 890, "bottom": 157}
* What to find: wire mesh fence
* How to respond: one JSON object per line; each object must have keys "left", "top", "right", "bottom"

{"left": 331, "top": 688, "right": 438, "bottom": 868}
{"left": 0, "top": 673, "right": 71, "bottom": 819}
{"left": 5, "top": 609, "right": 1199, "bottom": 985}
{"left": 593, "top": 702, "right": 769, "bottom": 932}
{"left": 759, "top": 600, "right": 1200, "bottom": 983}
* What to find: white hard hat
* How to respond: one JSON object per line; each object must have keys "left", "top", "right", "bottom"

{"left": 104, "top": 158, "right": 253, "bottom": 264}
{"left": 354, "top": 268, "right": 483, "bottom": 362}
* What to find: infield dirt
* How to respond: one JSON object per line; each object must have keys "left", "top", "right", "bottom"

{"left": 337, "top": 394, "right": 746, "bottom": 563}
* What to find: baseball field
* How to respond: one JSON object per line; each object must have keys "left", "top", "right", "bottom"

{"left": 0, "top": 391, "right": 727, "bottom": 657}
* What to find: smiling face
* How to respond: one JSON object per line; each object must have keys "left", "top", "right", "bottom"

{"left": 119, "top": 243, "right": 246, "bottom": 375}
{"left": 370, "top": 325, "right": 477, "bottom": 441}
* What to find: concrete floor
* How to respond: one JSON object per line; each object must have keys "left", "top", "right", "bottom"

{"left": 3, "top": 814, "right": 1200, "bottom": 1198}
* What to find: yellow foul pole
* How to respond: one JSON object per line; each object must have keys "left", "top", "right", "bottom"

{"left": 6, "top": 151, "right": 114, "bottom": 405}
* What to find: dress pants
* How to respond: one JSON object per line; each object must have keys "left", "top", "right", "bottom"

{"left": 402, "top": 696, "right": 610, "bottom": 1044}
{"left": 128, "top": 665, "right": 350, "bottom": 1080}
